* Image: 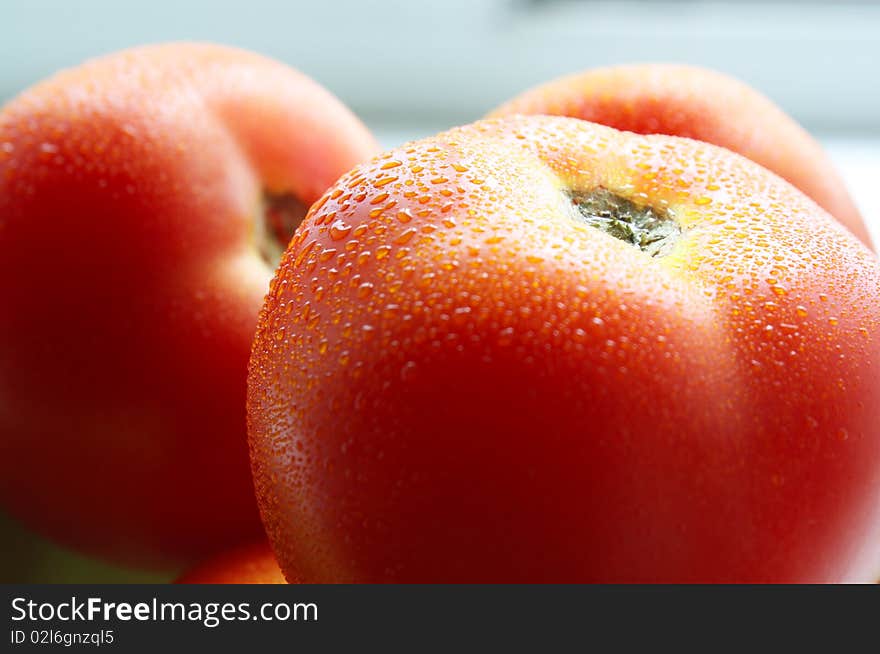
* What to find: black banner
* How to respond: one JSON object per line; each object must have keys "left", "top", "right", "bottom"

{"left": 2, "top": 584, "right": 877, "bottom": 651}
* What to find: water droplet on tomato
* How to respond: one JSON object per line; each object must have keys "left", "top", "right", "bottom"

{"left": 329, "top": 220, "right": 353, "bottom": 240}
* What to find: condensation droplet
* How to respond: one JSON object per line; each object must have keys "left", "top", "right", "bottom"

{"left": 329, "top": 220, "right": 353, "bottom": 240}
{"left": 400, "top": 361, "right": 417, "bottom": 381}
{"left": 376, "top": 245, "right": 392, "bottom": 260}
{"left": 394, "top": 228, "right": 417, "bottom": 245}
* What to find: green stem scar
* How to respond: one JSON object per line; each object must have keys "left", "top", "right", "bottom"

{"left": 257, "top": 191, "right": 308, "bottom": 268}
{"left": 567, "top": 188, "right": 681, "bottom": 257}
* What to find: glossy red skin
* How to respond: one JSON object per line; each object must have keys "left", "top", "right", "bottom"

{"left": 489, "top": 63, "right": 872, "bottom": 249}
{"left": 249, "top": 116, "right": 880, "bottom": 583}
{"left": 175, "top": 542, "right": 287, "bottom": 584}
{"left": 0, "top": 43, "right": 379, "bottom": 569}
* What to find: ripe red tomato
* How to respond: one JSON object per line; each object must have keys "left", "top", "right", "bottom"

{"left": 0, "top": 43, "right": 378, "bottom": 569}
{"left": 248, "top": 115, "right": 880, "bottom": 582}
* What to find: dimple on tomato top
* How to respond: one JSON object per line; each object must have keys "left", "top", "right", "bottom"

{"left": 489, "top": 63, "right": 872, "bottom": 249}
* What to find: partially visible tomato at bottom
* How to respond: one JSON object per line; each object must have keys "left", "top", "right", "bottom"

{"left": 175, "top": 542, "right": 287, "bottom": 584}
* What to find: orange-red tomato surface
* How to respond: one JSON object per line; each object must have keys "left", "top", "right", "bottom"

{"left": 249, "top": 115, "right": 880, "bottom": 583}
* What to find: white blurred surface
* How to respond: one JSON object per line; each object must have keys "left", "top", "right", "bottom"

{"left": 825, "top": 139, "right": 880, "bottom": 244}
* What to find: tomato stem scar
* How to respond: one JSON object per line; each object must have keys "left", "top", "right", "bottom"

{"left": 257, "top": 191, "right": 308, "bottom": 267}
{"left": 567, "top": 188, "right": 680, "bottom": 257}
